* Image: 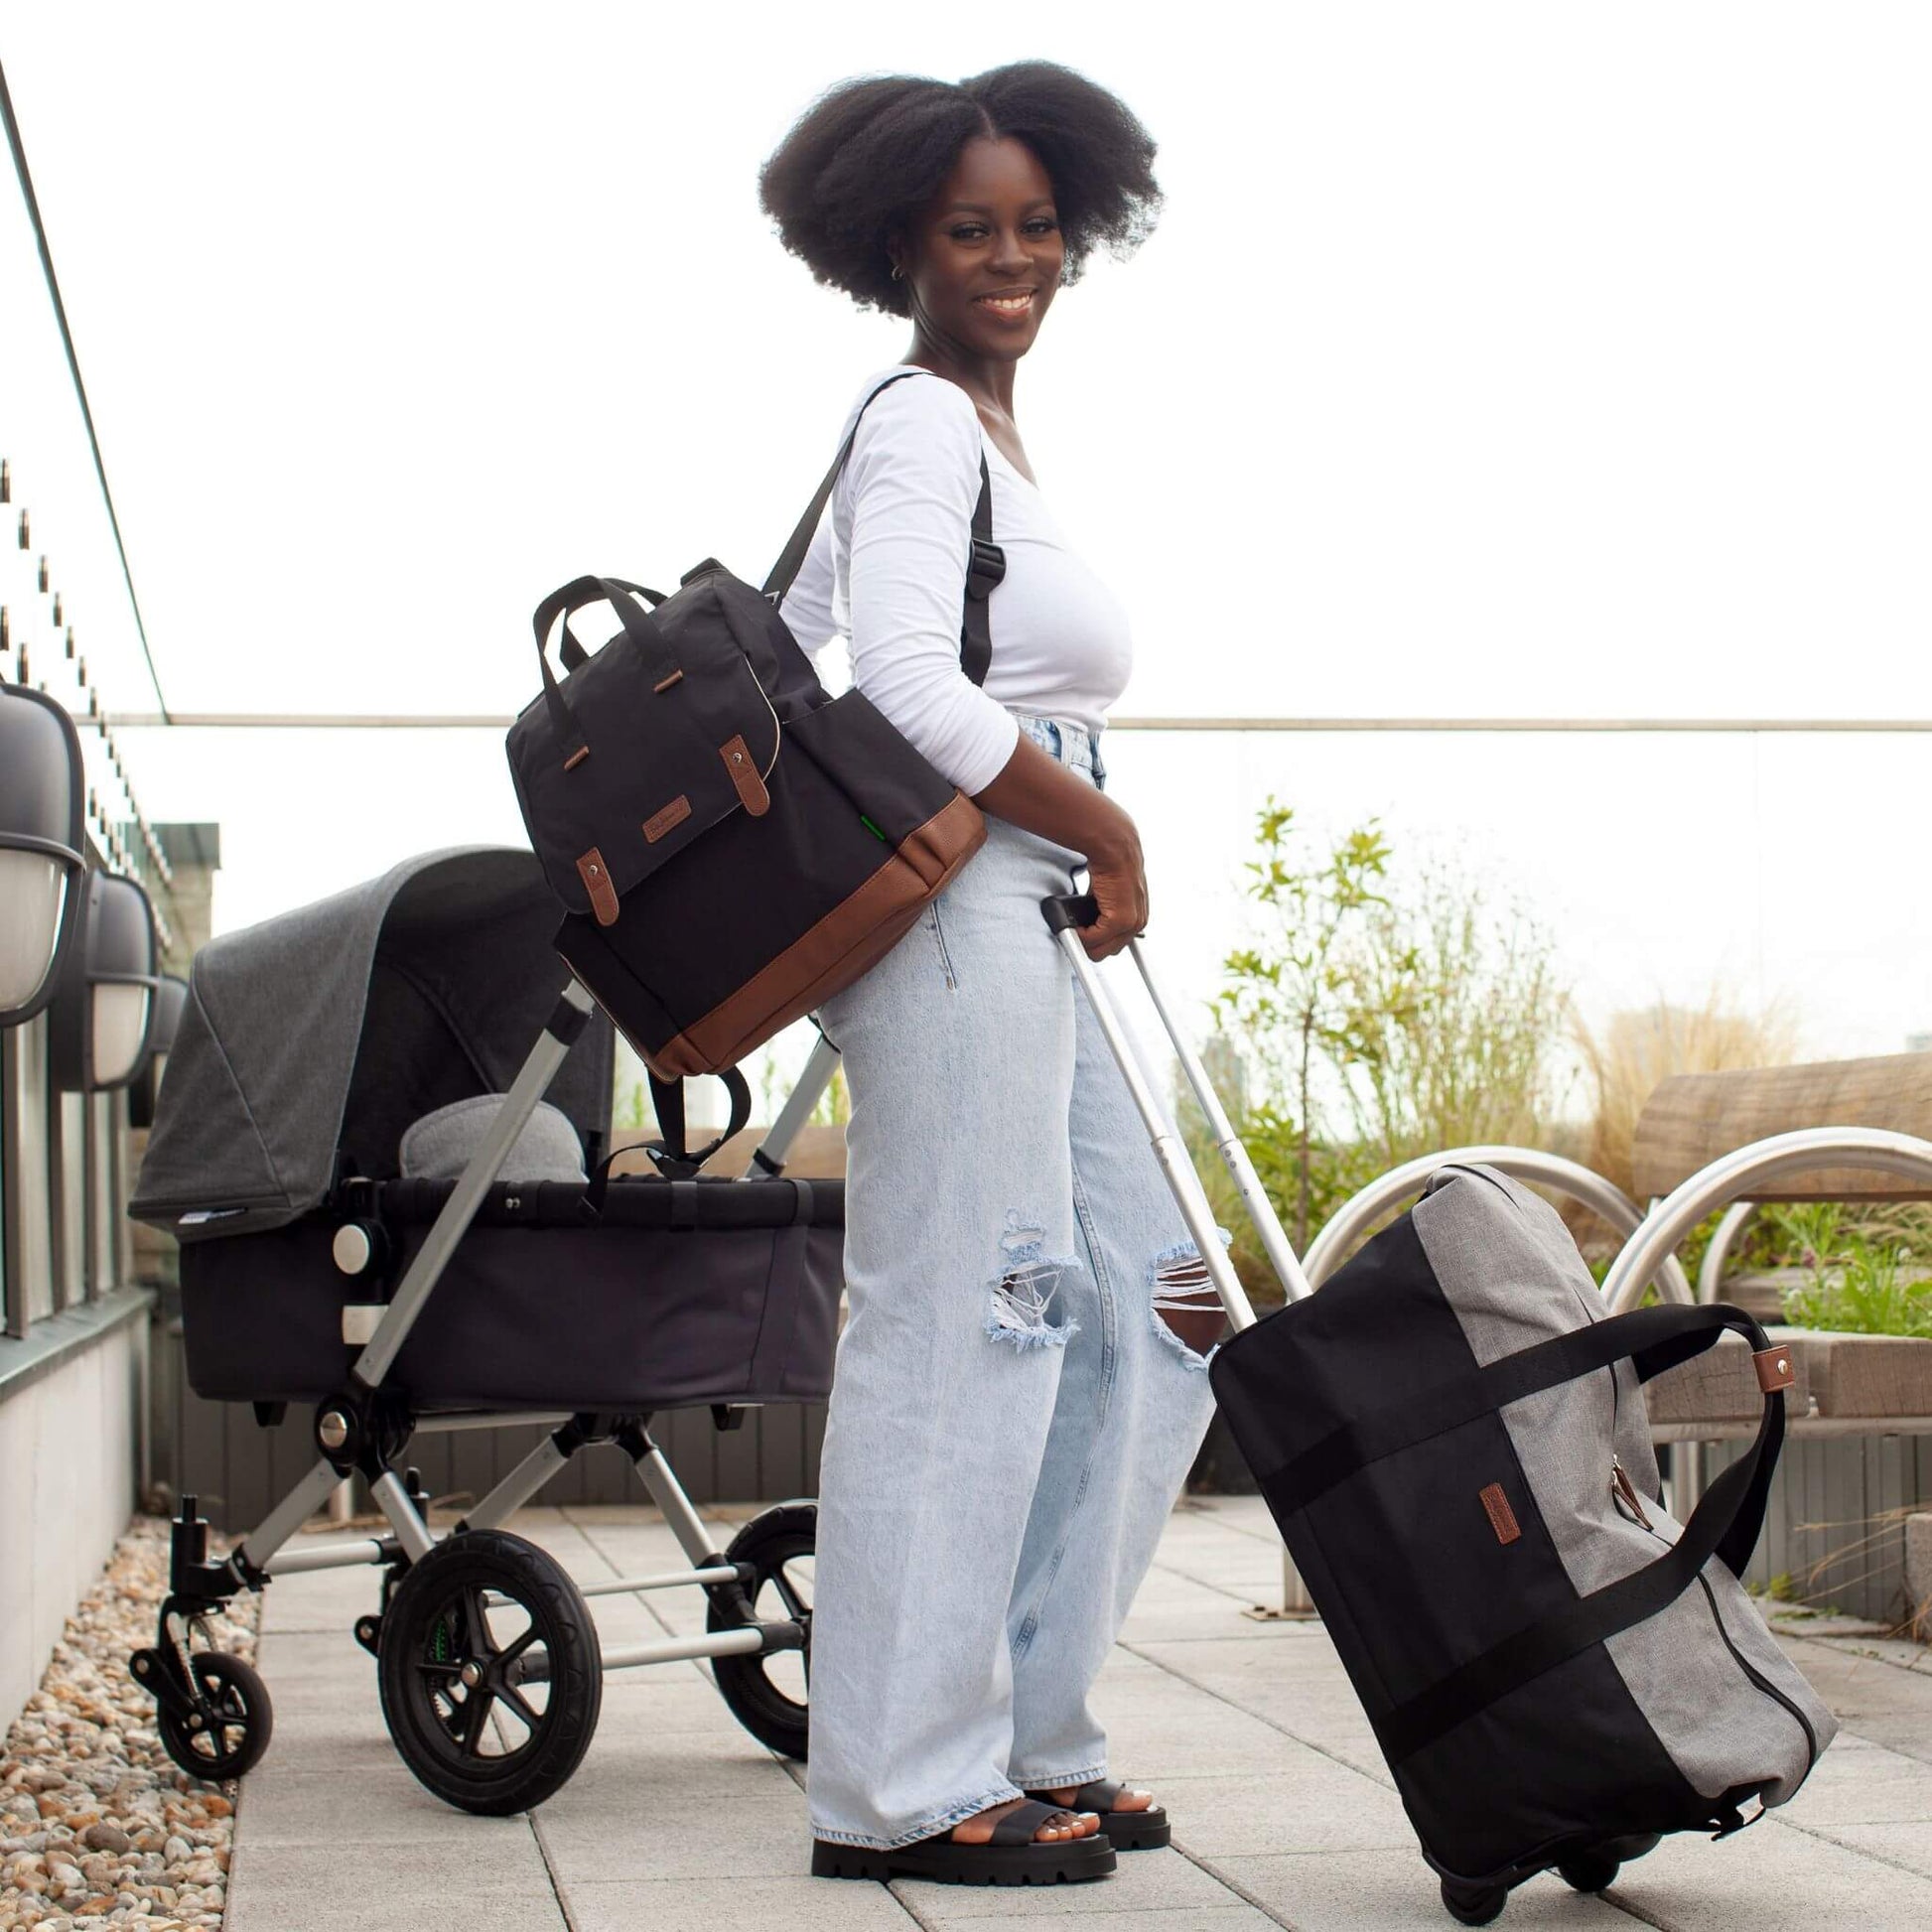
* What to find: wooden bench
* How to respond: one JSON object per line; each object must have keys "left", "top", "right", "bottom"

{"left": 1631, "top": 1050, "right": 1932, "bottom": 1441}
{"left": 1628, "top": 1053, "right": 1932, "bottom": 1617}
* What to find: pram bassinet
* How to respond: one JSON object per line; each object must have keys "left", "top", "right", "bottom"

{"left": 130, "top": 845, "right": 845, "bottom": 1413}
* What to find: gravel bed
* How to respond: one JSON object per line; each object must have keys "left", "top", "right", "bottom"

{"left": 2, "top": 1518, "right": 258, "bottom": 1930}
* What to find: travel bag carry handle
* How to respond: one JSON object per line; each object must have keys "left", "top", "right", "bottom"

{"left": 529, "top": 575, "right": 675, "bottom": 738}
{"left": 1264, "top": 1300, "right": 1783, "bottom": 1527}
{"left": 1041, "top": 894, "right": 1316, "bottom": 1332}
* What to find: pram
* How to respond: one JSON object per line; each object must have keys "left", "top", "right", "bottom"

{"left": 126, "top": 847, "right": 847, "bottom": 1813}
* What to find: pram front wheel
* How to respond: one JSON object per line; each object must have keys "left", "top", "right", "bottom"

{"left": 377, "top": 1529, "right": 602, "bottom": 1815}
{"left": 709, "top": 1501, "right": 814, "bottom": 1760}
{"left": 156, "top": 1651, "right": 273, "bottom": 1782}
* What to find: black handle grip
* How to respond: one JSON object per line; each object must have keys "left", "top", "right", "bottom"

{"left": 1040, "top": 893, "right": 1100, "bottom": 934}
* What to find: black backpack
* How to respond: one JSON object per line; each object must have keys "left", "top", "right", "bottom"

{"left": 508, "top": 369, "right": 1003, "bottom": 1077}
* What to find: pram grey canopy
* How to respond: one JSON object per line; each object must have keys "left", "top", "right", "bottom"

{"left": 129, "top": 847, "right": 614, "bottom": 1242}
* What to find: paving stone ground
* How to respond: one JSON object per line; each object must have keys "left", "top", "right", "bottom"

{"left": 221, "top": 1497, "right": 1932, "bottom": 1930}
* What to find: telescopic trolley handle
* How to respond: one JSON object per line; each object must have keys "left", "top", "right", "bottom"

{"left": 1039, "top": 895, "right": 1316, "bottom": 1328}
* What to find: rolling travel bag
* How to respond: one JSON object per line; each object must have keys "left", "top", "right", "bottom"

{"left": 1038, "top": 894, "right": 1837, "bottom": 1926}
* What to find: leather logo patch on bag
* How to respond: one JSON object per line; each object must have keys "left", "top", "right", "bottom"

{"left": 1478, "top": 1482, "right": 1521, "bottom": 1546}
{"left": 642, "top": 796, "right": 692, "bottom": 843}
{"left": 721, "top": 735, "right": 771, "bottom": 817}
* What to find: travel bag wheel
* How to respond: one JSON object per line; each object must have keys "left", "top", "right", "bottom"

{"left": 1439, "top": 1877, "right": 1509, "bottom": 1925}
{"left": 154, "top": 1651, "right": 273, "bottom": 1782}
{"left": 1555, "top": 1849, "right": 1621, "bottom": 1892}
{"left": 708, "top": 1500, "right": 814, "bottom": 1759}
{"left": 377, "top": 1528, "right": 602, "bottom": 1815}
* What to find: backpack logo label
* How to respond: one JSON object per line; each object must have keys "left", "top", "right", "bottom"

{"left": 643, "top": 796, "right": 692, "bottom": 843}
{"left": 1479, "top": 1482, "right": 1521, "bottom": 1546}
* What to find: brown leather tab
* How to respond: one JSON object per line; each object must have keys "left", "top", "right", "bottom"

{"left": 1478, "top": 1482, "right": 1521, "bottom": 1546}
{"left": 1754, "top": 1344, "right": 1796, "bottom": 1394}
{"left": 721, "top": 734, "right": 770, "bottom": 816}
{"left": 563, "top": 744, "right": 590, "bottom": 771}
{"left": 642, "top": 794, "right": 692, "bottom": 843}
{"left": 576, "top": 848, "right": 619, "bottom": 927}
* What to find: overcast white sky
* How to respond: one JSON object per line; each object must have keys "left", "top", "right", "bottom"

{"left": 4, "top": 3, "right": 1929, "bottom": 1084}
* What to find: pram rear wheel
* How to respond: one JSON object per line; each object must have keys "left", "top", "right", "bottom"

{"left": 377, "top": 1529, "right": 602, "bottom": 1815}
{"left": 1440, "top": 1877, "right": 1508, "bottom": 1925}
{"left": 708, "top": 1501, "right": 814, "bottom": 1760}
{"left": 156, "top": 1651, "right": 273, "bottom": 1782}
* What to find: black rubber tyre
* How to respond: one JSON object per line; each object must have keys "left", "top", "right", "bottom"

{"left": 1441, "top": 1878, "right": 1509, "bottom": 1926}
{"left": 156, "top": 1652, "right": 273, "bottom": 1782}
{"left": 1556, "top": 1851, "right": 1621, "bottom": 1892}
{"left": 377, "top": 1528, "right": 602, "bottom": 1815}
{"left": 708, "top": 1501, "right": 814, "bottom": 1759}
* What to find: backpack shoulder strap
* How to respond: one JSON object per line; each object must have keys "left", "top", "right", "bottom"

{"left": 761, "top": 369, "right": 923, "bottom": 600}
{"left": 959, "top": 452, "right": 1001, "bottom": 688}
{"left": 763, "top": 373, "right": 1005, "bottom": 687}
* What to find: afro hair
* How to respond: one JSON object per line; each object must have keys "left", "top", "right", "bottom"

{"left": 759, "top": 60, "right": 1161, "bottom": 317}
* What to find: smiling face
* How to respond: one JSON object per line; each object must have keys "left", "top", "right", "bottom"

{"left": 895, "top": 134, "right": 1065, "bottom": 361}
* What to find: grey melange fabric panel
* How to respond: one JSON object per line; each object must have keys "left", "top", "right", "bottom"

{"left": 1412, "top": 1167, "right": 1836, "bottom": 1808}
{"left": 128, "top": 846, "right": 611, "bottom": 1241}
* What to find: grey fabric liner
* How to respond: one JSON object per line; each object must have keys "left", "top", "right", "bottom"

{"left": 128, "top": 847, "right": 612, "bottom": 1242}
{"left": 1413, "top": 1166, "right": 1837, "bottom": 1809}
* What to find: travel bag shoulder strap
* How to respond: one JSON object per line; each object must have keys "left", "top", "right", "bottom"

{"left": 762, "top": 369, "right": 1002, "bottom": 688}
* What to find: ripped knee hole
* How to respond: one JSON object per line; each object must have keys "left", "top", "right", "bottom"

{"left": 1152, "top": 1249, "right": 1225, "bottom": 1359}
{"left": 986, "top": 1211, "right": 1079, "bottom": 1350}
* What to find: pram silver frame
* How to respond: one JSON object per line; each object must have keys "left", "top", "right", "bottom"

{"left": 133, "top": 980, "right": 846, "bottom": 1775}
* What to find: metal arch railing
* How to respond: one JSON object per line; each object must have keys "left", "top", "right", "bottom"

{"left": 1602, "top": 1129, "right": 1932, "bottom": 1314}
{"left": 1697, "top": 1199, "right": 1759, "bottom": 1304}
{"left": 1302, "top": 1146, "right": 1694, "bottom": 1306}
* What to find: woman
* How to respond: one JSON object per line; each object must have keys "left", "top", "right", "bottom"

{"left": 759, "top": 61, "right": 1225, "bottom": 1887}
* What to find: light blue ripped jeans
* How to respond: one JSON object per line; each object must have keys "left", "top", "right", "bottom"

{"left": 806, "top": 712, "right": 1221, "bottom": 1851}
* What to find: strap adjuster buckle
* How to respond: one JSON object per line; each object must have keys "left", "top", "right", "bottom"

{"left": 966, "top": 537, "right": 1007, "bottom": 599}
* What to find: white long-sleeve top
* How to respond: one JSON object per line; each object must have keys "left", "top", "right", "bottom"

{"left": 780, "top": 368, "right": 1133, "bottom": 794}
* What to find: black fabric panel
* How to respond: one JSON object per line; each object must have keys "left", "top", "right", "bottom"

{"left": 179, "top": 1217, "right": 844, "bottom": 1410}
{"left": 1398, "top": 1645, "right": 1718, "bottom": 1880}
{"left": 1299, "top": 1411, "right": 1583, "bottom": 1713}
{"left": 553, "top": 688, "right": 960, "bottom": 1055}
{"left": 1209, "top": 1215, "right": 1476, "bottom": 1478}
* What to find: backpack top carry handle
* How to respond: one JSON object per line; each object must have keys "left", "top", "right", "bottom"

{"left": 530, "top": 575, "right": 673, "bottom": 743}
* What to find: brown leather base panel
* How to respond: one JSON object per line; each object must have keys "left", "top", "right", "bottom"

{"left": 639, "top": 790, "right": 987, "bottom": 1079}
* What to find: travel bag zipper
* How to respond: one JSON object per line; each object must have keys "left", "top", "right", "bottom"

{"left": 1616, "top": 1473, "right": 1817, "bottom": 1770}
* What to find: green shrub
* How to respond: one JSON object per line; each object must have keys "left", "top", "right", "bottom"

{"left": 1207, "top": 797, "right": 1569, "bottom": 1283}
{"left": 1770, "top": 1203, "right": 1932, "bottom": 1338}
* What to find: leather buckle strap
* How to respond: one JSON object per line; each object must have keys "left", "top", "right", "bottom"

{"left": 1754, "top": 1344, "right": 1796, "bottom": 1393}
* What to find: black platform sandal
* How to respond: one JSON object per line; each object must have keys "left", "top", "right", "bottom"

{"left": 811, "top": 1800, "right": 1117, "bottom": 1885}
{"left": 1024, "top": 1779, "right": 1171, "bottom": 1851}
